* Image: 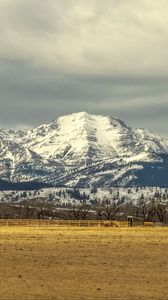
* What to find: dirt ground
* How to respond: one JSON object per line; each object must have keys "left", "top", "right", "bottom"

{"left": 0, "top": 226, "right": 168, "bottom": 300}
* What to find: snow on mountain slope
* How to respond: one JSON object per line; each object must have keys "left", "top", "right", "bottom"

{"left": 0, "top": 112, "right": 168, "bottom": 187}
{"left": 25, "top": 112, "right": 120, "bottom": 162}
{"left": 23, "top": 112, "right": 168, "bottom": 161}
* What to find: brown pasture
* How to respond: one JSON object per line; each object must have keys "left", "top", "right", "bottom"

{"left": 0, "top": 226, "right": 168, "bottom": 300}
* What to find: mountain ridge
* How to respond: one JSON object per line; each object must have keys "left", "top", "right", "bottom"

{"left": 0, "top": 112, "right": 168, "bottom": 188}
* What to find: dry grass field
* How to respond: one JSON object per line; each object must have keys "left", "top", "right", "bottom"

{"left": 0, "top": 226, "right": 168, "bottom": 300}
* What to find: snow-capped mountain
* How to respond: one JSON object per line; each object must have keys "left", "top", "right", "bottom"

{"left": 0, "top": 112, "right": 168, "bottom": 189}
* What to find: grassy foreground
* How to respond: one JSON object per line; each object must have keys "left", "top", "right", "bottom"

{"left": 0, "top": 226, "right": 168, "bottom": 300}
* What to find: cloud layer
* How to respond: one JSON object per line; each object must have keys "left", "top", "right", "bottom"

{"left": 0, "top": 0, "right": 168, "bottom": 136}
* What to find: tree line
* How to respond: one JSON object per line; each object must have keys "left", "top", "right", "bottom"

{"left": 0, "top": 198, "right": 168, "bottom": 224}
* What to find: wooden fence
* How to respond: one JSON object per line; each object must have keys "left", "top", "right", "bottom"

{"left": 0, "top": 219, "right": 129, "bottom": 228}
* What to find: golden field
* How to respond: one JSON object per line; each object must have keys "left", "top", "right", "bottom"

{"left": 0, "top": 226, "right": 168, "bottom": 300}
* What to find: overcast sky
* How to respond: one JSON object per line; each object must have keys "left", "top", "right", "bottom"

{"left": 0, "top": 0, "right": 168, "bottom": 137}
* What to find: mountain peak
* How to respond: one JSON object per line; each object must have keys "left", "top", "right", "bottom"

{"left": 57, "top": 111, "right": 98, "bottom": 122}
{"left": 1, "top": 112, "right": 168, "bottom": 187}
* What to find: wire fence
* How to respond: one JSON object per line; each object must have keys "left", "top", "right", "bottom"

{"left": 0, "top": 219, "right": 129, "bottom": 227}
{"left": 0, "top": 219, "right": 162, "bottom": 227}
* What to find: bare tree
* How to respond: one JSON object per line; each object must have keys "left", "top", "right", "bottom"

{"left": 136, "top": 199, "right": 156, "bottom": 222}
{"left": 103, "top": 202, "right": 119, "bottom": 220}
{"left": 71, "top": 204, "right": 91, "bottom": 220}
{"left": 95, "top": 206, "right": 104, "bottom": 220}
{"left": 156, "top": 202, "right": 168, "bottom": 224}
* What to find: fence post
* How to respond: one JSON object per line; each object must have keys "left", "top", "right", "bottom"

{"left": 127, "top": 216, "right": 133, "bottom": 227}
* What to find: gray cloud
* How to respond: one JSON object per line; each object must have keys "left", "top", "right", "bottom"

{"left": 0, "top": 0, "right": 167, "bottom": 137}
